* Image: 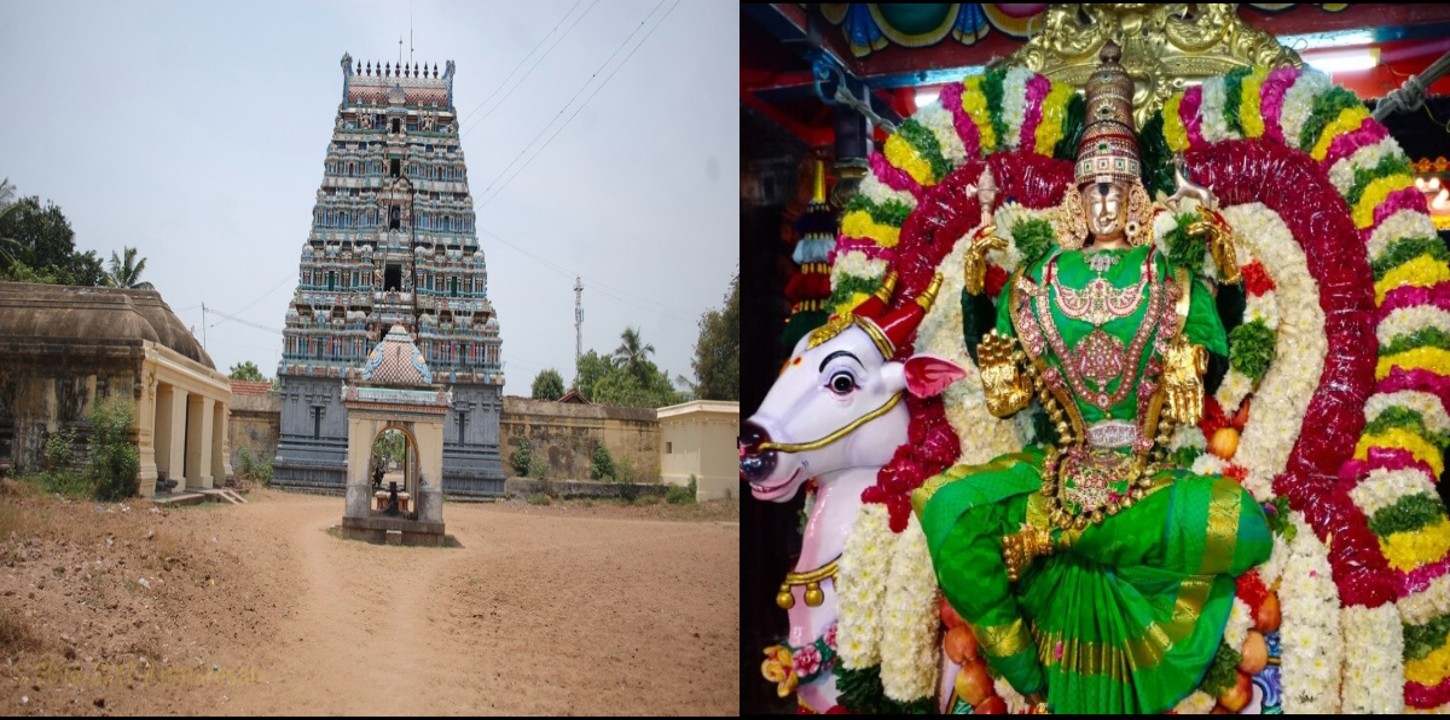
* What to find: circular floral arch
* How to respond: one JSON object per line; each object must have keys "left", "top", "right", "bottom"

{"left": 828, "top": 64, "right": 1450, "bottom": 712}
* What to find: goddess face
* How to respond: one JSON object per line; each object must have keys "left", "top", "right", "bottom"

{"left": 1085, "top": 181, "right": 1129, "bottom": 243}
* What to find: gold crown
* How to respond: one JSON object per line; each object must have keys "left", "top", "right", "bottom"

{"left": 1075, "top": 42, "right": 1141, "bottom": 187}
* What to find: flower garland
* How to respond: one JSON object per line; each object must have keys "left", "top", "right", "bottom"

{"left": 879, "top": 515, "right": 940, "bottom": 702}
{"left": 836, "top": 503, "right": 893, "bottom": 670}
{"left": 1341, "top": 603, "right": 1407, "bottom": 713}
{"left": 1278, "top": 512, "right": 1343, "bottom": 714}
{"left": 1146, "top": 64, "right": 1450, "bottom": 712}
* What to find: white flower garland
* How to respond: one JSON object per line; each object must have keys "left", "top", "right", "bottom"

{"left": 1191, "top": 452, "right": 1227, "bottom": 477}
{"left": 1351, "top": 467, "right": 1441, "bottom": 518}
{"left": 1244, "top": 289, "right": 1281, "bottom": 331}
{"left": 986, "top": 201, "right": 1052, "bottom": 272}
{"left": 1278, "top": 70, "right": 1332, "bottom": 151}
{"left": 1000, "top": 67, "right": 1033, "bottom": 152}
{"left": 860, "top": 172, "right": 919, "bottom": 210}
{"left": 1278, "top": 512, "right": 1343, "bottom": 714}
{"left": 1258, "top": 532, "right": 1291, "bottom": 589}
{"left": 1213, "top": 370, "right": 1256, "bottom": 423}
{"left": 837, "top": 503, "right": 893, "bottom": 669}
{"left": 1224, "top": 596, "right": 1254, "bottom": 651}
{"left": 880, "top": 515, "right": 941, "bottom": 702}
{"left": 1220, "top": 204, "right": 1326, "bottom": 503}
{"left": 915, "top": 225, "right": 1025, "bottom": 464}
{"left": 917, "top": 105, "right": 967, "bottom": 168}
{"left": 1399, "top": 572, "right": 1450, "bottom": 627}
{"left": 1199, "top": 77, "right": 1240, "bottom": 143}
{"left": 1368, "top": 208, "right": 1440, "bottom": 261}
{"left": 1379, "top": 305, "right": 1450, "bottom": 348}
{"left": 830, "top": 250, "right": 889, "bottom": 315}
{"left": 1340, "top": 603, "right": 1406, "bottom": 714}
{"left": 1173, "top": 690, "right": 1218, "bottom": 714}
{"left": 994, "top": 676, "right": 1028, "bottom": 714}
{"left": 1327, "top": 135, "right": 1404, "bottom": 197}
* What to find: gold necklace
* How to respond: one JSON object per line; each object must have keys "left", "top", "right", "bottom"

{"left": 776, "top": 557, "right": 840, "bottom": 609}
{"left": 1050, "top": 251, "right": 1149, "bottom": 327}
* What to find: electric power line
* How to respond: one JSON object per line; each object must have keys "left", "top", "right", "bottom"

{"left": 458, "top": 0, "right": 585, "bottom": 127}
{"left": 461, "top": 0, "right": 602, "bottom": 138}
{"left": 473, "top": 0, "right": 669, "bottom": 203}
{"left": 475, "top": 226, "right": 695, "bottom": 324}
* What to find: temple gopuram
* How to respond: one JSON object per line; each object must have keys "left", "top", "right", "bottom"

{"left": 274, "top": 53, "right": 505, "bottom": 497}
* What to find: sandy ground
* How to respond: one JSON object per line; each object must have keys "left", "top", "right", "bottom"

{"left": 0, "top": 483, "right": 739, "bottom": 715}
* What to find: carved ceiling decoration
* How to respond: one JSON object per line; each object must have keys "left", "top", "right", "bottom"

{"left": 1005, "top": 4, "right": 1303, "bottom": 128}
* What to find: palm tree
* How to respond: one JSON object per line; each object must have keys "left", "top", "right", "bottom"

{"left": 613, "top": 326, "right": 655, "bottom": 379}
{"left": 0, "top": 178, "right": 21, "bottom": 266}
{"left": 106, "top": 246, "right": 153, "bottom": 289}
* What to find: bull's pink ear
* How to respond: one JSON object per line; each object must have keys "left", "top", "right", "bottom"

{"left": 904, "top": 354, "right": 966, "bottom": 398}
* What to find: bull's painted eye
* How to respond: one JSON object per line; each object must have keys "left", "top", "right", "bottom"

{"left": 828, "top": 372, "right": 856, "bottom": 395}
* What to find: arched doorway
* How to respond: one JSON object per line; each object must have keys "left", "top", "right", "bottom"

{"left": 369, "top": 424, "right": 420, "bottom": 499}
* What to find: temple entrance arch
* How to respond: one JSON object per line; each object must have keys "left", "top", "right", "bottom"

{"left": 339, "top": 324, "right": 451, "bottom": 545}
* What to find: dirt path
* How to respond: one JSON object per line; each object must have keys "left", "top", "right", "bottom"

{"left": 1, "top": 488, "right": 739, "bottom": 715}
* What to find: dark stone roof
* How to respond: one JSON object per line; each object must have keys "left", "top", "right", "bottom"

{"left": 0, "top": 283, "right": 214, "bottom": 368}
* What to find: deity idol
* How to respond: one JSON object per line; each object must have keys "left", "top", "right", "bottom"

{"left": 913, "top": 44, "right": 1271, "bottom": 714}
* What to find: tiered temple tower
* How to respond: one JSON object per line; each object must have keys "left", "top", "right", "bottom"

{"left": 274, "top": 53, "right": 505, "bottom": 496}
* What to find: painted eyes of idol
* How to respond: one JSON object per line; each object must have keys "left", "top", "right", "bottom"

{"left": 827, "top": 370, "right": 858, "bottom": 396}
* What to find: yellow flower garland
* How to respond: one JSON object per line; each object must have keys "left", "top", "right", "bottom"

{"left": 834, "top": 291, "right": 871, "bottom": 318}
{"left": 961, "top": 76, "right": 996, "bottom": 154}
{"left": 1381, "top": 517, "right": 1450, "bottom": 573}
{"left": 1354, "top": 428, "right": 1445, "bottom": 477}
{"left": 883, "top": 134, "right": 936, "bottom": 187}
{"left": 1375, "top": 255, "right": 1450, "bottom": 304}
{"left": 1353, "top": 173, "right": 1416, "bottom": 229}
{"left": 1309, "top": 106, "right": 1372, "bottom": 161}
{"left": 1377, "top": 346, "right": 1450, "bottom": 383}
{"left": 1406, "top": 634, "right": 1450, "bottom": 687}
{"left": 1241, "top": 68, "right": 1268, "bottom": 139}
{"left": 841, "top": 210, "right": 903, "bottom": 248}
{"left": 1163, "top": 94, "right": 1189, "bottom": 152}
{"left": 1034, "top": 83, "right": 1074, "bottom": 158}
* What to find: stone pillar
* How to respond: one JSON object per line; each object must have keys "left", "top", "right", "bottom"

{"left": 166, "top": 386, "right": 188, "bottom": 488}
{"left": 417, "top": 476, "right": 442, "bottom": 524}
{"left": 152, "top": 383, "right": 173, "bottom": 490}
{"left": 197, "top": 397, "right": 215, "bottom": 489}
{"left": 211, "top": 400, "right": 228, "bottom": 483}
{"left": 185, "top": 393, "right": 204, "bottom": 488}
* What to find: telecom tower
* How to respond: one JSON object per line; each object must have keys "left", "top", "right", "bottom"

{"left": 574, "top": 276, "right": 583, "bottom": 361}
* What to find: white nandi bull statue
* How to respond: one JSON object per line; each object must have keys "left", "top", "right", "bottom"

{"left": 741, "top": 274, "right": 963, "bottom": 712}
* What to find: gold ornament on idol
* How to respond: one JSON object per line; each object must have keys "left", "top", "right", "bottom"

{"left": 776, "top": 557, "right": 840, "bottom": 609}
{"left": 979, "top": 330, "right": 1033, "bottom": 417}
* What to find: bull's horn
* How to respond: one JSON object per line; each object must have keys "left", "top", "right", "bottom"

{"left": 850, "top": 271, "right": 897, "bottom": 320}
{"left": 875, "top": 273, "right": 942, "bottom": 354}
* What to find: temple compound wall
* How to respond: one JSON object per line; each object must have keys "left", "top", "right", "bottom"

{"left": 499, "top": 397, "right": 658, "bottom": 482}
{"left": 274, "top": 53, "right": 506, "bottom": 497}
{"left": 227, "top": 381, "right": 279, "bottom": 473}
{"left": 0, "top": 284, "right": 233, "bottom": 496}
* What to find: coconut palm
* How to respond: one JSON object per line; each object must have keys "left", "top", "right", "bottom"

{"left": 0, "top": 177, "right": 21, "bottom": 266}
{"left": 106, "top": 246, "right": 153, "bottom": 289}
{"left": 613, "top": 326, "right": 656, "bottom": 379}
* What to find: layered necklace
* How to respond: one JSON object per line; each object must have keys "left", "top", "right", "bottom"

{"left": 1033, "top": 249, "right": 1162, "bottom": 412}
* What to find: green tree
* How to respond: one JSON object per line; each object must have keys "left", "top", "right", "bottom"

{"left": 571, "top": 350, "right": 615, "bottom": 401}
{"left": 692, "top": 271, "right": 739, "bottom": 401}
{"left": 106, "top": 246, "right": 153, "bottom": 289}
{"left": 531, "top": 368, "right": 566, "bottom": 401}
{"left": 372, "top": 430, "right": 406, "bottom": 467}
{"left": 0, "top": 195, "right": 105, "bottom": 286}
{"left": 228, "top": 361, "right": 267, "bottom": 382}
{"left": 613, "top": 327, "right": 656, "bottom": 381}
{"left": 591, "top": 360, "right": 681, "bottom": 409}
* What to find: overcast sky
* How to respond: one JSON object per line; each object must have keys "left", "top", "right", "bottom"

{"left": 0, "top": 0, "right": 737, "bottom": 398}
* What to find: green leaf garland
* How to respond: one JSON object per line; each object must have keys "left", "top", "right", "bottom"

{"left": 1228, "top": 319, "right": 1276, "bottom": 382}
